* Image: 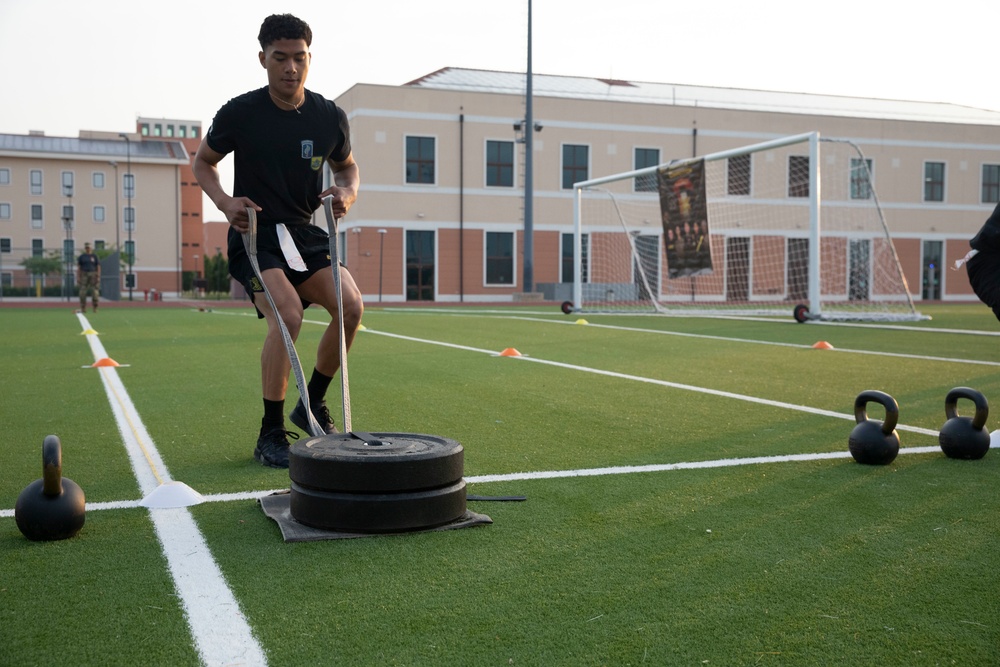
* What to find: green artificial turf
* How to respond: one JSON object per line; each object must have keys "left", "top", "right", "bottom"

{"left": 1, "top": 303, "right": 998, "bottom": 665}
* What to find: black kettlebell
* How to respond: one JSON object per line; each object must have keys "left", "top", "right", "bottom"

{"left": 939, "top": 387, "right": 991, "bottom": 460}
{"left": 15, "top": 435, "right": 86, "bottom": 541}
{"left": 848, "top": 390, "right": 900, "bottom": 465}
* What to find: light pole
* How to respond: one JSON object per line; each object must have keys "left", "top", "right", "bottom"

{"left": 108, "top": 161, "right": 119, "bottom": 251}
{"left": 62, "top": 185, "right": 73, "bottom": 302}
{"left": 109, "top": 161, "right": 119, "bottom": 300}
{"left": 119, "top": 133, "right": 133, "bottom": 300}
{"left": 377, "top": 228, "right": 387, "bottom": 302}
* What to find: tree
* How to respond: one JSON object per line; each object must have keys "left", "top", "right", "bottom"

{"left": 20, "top": 252, "right": 63, "bottom": 279}
{"left": 205, "top": 251, "right": 229, "bottom": 293}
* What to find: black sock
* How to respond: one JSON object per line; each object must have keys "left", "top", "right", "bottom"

{"left": 261, "top": 398, "right": 285, "bottom": 433}
{"left": 307, "top": 368, "right": 334, "bottom": 406}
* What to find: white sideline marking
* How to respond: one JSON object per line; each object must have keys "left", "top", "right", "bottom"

{"left": 356, "top": 326, "right": 940, "bottom": 438}
{"left": 507, "top": 316, "right": 1000, "bottom": 367}
{"left": 75, "top": 314, "right": 268, "bottom": 667}
{"left": 8, "top": 442, "right": 992, "bottom": 518}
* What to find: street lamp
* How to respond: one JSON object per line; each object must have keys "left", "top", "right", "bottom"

{"left": 108, "top": 161, "right": 119, "bottom": 251}
{"left": 62, "top": 184, "right": 73, "bottom": 302}
{"left": 108, "top": 161, "right": 119, "bottom": 300}
{"left": 119, "top": 133, "right": 133, "bottom": 300}
{"left": 377, "top": 229, "right": 387, "bottom": 302}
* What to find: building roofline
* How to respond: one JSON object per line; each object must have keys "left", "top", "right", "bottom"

{"left": 0, "top": 132, "right": 190, "bottom": 164}
{"left": 402, "top": 67, "right": 1000, "bottom": 126}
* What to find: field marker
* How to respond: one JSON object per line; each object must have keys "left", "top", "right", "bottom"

{"left": 74, "top": 313, "right": 268, "bottom": 667}
{"left": 354, "top": 325, "right": 940, "bottom": 437}
{"left": 508, "top": 316, "right": 1000, "bottom": 368}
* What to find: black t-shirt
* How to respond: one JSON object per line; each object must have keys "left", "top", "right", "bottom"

{"left": 205, "top": 87, "right": 351, "bottom": 226}
{"left": 77, "top": 252, "right": 99, "bottom": 273}
{"left": 970, "top": 202, "right": 1000, "bottom": 252}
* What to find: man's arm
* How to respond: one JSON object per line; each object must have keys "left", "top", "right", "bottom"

{"left": 192, "top": 141, "right": 260, "bottom": 232}
{"left": 321, "top": 152, "right": 359, "bottom": 219}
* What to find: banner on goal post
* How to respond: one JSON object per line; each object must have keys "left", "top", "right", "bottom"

{"left": 658, "top": 159, "right": 713, "bottom": 278}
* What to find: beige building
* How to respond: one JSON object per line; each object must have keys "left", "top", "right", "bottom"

{"left": 4, "top": 70, "right": 997, "bottom": 306}
{"left": 333, "top": 68, "right": 1000, "bottom": 306}
{"left": 0, "top": 130, "right": 189, "bottom": 297}
{"left": 0, "top": 122, "right": 199, "bottom": 299}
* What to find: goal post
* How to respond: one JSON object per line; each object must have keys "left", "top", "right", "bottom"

{"left": 570, "top": 131, "right": 925, "bottom": 321}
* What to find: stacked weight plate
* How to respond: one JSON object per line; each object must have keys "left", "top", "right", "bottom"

{"left": 289, "top": 432, "right": 466, "bottom": 533}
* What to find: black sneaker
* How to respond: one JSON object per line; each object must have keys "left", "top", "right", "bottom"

{"left": 290, "top": 398, "right": 338, "bottom": 435}
{"left": 254, "top": 428, "right": 298, "bottom": 468}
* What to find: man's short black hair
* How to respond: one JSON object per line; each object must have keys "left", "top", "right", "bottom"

{"left": 258, "top": 14, "right": 312, "bottom": 50}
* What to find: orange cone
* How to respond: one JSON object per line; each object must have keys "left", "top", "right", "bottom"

{"left": 811, "top": 341, "right": 834, "bottom": 350}
{"left": 91, "top": 357, "right": 121, "bottom": 367}
{"left": 499, "top": 348, "right": 522, "bottom": 357}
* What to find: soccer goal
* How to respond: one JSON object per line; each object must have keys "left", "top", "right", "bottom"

{"left": 569, "top": 131, "right": 925, "bottom": 321}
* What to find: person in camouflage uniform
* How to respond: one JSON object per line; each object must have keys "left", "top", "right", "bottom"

{"left": 77, "top": 243, "right": 100, "bottom": 312}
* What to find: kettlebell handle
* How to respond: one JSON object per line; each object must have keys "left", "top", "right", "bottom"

{"left": 945, "top": 387, "right": 989, "bottom": 430}
{"left": 41, "top": 435, "right": 63, "bottom": 498}
{"left": 854, "top": 390, "right": 899, "bottom": 435}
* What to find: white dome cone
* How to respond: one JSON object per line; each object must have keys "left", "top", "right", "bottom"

{"left": 139, "top": 481, "right": 205, "bottom": 508}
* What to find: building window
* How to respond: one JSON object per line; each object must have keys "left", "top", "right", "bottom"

{"left": 0, "top": 168, "right": 9, "bottom": 186}
{"left": 0, "top": 203, "right": 10, "bottom": 220}
{"left": 982, "top": 164, "right": 1000, "bottom": 204}
{"left": 124, "top": 240, "right": 136, "bottom": 267}
{"left": 32, "top": 238, "right": 43, "bottom": 256}
{"left": 166, "top": 125, "right": 175, "bottom": 137}
{"left": 154, "top": 124, "right": 162, "bottom": 137}
{"left": 191, "top": 126, "right": 200, "bottom": 139}
{"left": 178, "top": 126, "right": 187, "bottom": 138}
{"left": 94, "top": 206, "right": 106, "bottom": 223}
{"left": 124, "top": 206, "right": 135, "bottom": 231}
{"left": 124, "top": 173, "right": 135, "bottom": 199}
{"left": 405, "top": 136, "right": 436, "bottom": 184}
{"left": 728, "top": 154, "right": 751, "bottom": 196}
{"left": 62, "top": 205, "right": 74, "bottom": 229}
{"left": 485, "top": 231, "right": 514, "bottom": 285}
{"left": 788, "top": 155, "right": 810, "bottom": 198}
{"left": 634, "top": 148, "right": 660, "bottom": 192}
{"left": 0, "top": 238, "right": 10, "bottom": 253}
{"left": 562, "top": 144, "right": 589, "bottom": 189}
{"left": 486, "top": 140, "right": 514, "bottom": 187}
{"left": 62, "top": 171, "right": 74, "bottom": 197}
{"left": 924, "top": 162, "right": 945, "bottom": 202}
{"left": 30, "top": 169, "right": 42, "bottom": 195}
{"left": 93, "top": 172, "right": 105, "bottom": 189}
{"left": 850, "top": 158, "right": 873, "bottom": 200}
{"left": 140, "top": 124, "right": 150, "bottom": 136}
{"left": 31, "top": 204, "right": 42, "bottom": 229}
{"left": 94, "top": 240, "right": 106, "bottom": 250}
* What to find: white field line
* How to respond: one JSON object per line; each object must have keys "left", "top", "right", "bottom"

{"left": 373, "top": 306, "right": 1000, "bottom": 337}
{"left": 0, "top": 311, "right": 984, "bottom": 523}
{"left": 506, "top": 315, "right": 1000, "bottom": 367}
{"left": 74, "top": 313, "right": 268, "bottom": 667}
{"left": 10, "top": 441, "right": 996, "bottom": 517}
{"left": 352, "top": 325, "right": 940, "bottom": 438}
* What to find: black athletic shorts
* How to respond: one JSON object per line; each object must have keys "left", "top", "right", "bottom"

{"left": 966, "top": 250, "right": 1000, "bottom": 322}
{"left": 228, "top": 223, "right": 336, "bottom": 319}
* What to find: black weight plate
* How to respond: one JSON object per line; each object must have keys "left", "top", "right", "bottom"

{"left": 290, "top": 479, "right": 467, "bottom": 533}
{"left": 289, "top": 432, "right": 464, "bottom": 493}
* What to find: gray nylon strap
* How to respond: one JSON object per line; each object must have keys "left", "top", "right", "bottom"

{"left": 322, "top": 197, "right": 352, "bottom": 433}
{"left": 241, "top": 209, "right": 324, "bottom": 437}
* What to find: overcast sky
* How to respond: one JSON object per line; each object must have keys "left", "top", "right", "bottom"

{"left": 3, "top": 0, "right": 998, "bottom": 140}
{"left": 2, "top": 0, "right": 997, "bottom": 223}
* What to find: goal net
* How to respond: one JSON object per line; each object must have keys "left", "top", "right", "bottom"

{"left": 570, "top": 132, "right": 925, "bottom": 321}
